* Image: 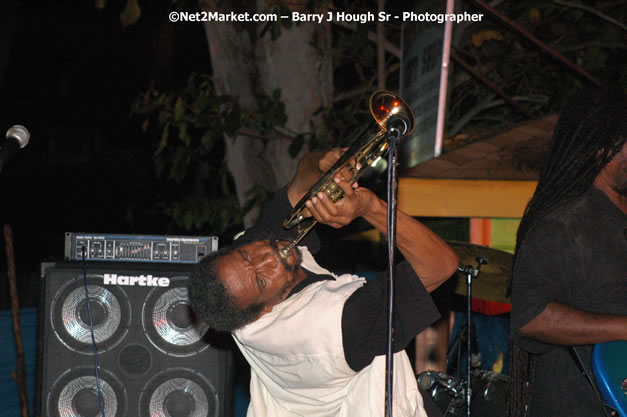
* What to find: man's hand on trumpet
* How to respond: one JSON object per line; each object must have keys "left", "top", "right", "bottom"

{"left": 304, "top": 175, "right": 374, "bottom": 229}
{"left": 287, "top": 147, "right": 358, "bottom": 211}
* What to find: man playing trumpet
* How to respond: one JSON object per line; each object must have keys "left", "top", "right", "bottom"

{"left": 189, "top": 147, "right": 458, "bottom": 417}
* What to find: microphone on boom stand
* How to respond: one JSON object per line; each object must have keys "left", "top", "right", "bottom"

{"left": 0, "top": 125, "right": 30, "bottom": 174}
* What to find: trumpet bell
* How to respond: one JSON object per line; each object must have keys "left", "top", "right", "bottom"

{"left": 370, "top": 90, "right": 415, "bottom": 135}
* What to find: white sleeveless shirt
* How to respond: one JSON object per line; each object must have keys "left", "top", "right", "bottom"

{"left": 233, "top": 247, "right": 428, "bottom": 417}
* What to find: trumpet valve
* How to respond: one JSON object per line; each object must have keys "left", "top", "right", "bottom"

{"left": 322, "top": 182, "right": 344, "bottom": 203}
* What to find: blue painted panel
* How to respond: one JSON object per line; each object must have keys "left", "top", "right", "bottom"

{"left": 0, "top": 308, "right": 37, "bottom": 417}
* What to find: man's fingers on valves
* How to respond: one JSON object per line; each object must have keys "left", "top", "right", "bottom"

{"left": 333, "top": 175, "right": 355, "bottom": 196}
{"left": 305, "top": 192, "right": 343, "bottom": 228}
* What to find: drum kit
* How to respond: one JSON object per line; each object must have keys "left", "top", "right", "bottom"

{"left": 417, "top": 241, "right": 514, "bottom": 417}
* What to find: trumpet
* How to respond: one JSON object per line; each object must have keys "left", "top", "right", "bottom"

{"left": 279, "top": 90, "right": 415, "bottom": 258}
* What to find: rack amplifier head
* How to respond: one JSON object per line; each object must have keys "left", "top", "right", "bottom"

{"left": 64, "top": 232, "right": 218, "bottom": 263}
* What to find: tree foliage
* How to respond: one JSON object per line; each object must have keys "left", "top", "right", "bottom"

{"left": 130, "top": 73, "right": 242, "bottom": 233}
{"left": 130, "top": 71, "right": 296, "bottom": 234}
{"left": 446, "top": 0, "right": 626, "bottom": 145}
{"left": 124, "top": 0, "right": 625, "bottom": 234}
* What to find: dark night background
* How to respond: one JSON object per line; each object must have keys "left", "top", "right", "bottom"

{"left": 1, "top": 0, "right": 624, "bottom": 309}
{"left": 0, "top": 1, "right": 214, "bottom": 308}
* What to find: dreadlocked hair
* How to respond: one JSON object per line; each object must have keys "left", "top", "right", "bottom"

{"left": 508, "top": 86, "right": 627, "bottom": 417}
{"left": 188, "top": 246, "right": 265, "bottom": 332}
{"left": 515, "top": 87, "right": 626, "bottom": 251}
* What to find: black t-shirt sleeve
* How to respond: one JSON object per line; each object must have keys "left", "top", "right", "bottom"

{"left": 236, "top": 185, "right": 320, "bottom": 253}
{"left": 342, "top": 261, "right": 441, "bottom": 372}
{"left": 511, "top": 218, "right": 577, "bottom": 354}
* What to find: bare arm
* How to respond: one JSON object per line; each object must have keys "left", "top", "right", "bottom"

{"left": 306, "top": 176, "right": 459, "bottom": 291}
{"left": 360, "top": 195, "right": 459, "bottom": 291}
{"left": 518, "top": 301, "right": 627, "bottom": 345}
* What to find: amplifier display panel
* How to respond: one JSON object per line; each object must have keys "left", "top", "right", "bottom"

{"left": 64, "top": 232, "right": 218, "bottom": 263}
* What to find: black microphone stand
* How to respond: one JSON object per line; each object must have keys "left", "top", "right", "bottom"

{"left": 384, "top": 124, "right": 404, "bottom": 417}
{"left": 457, "top": 257, "right": 487, "bottom": 417}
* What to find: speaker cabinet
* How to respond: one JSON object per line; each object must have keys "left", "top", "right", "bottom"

{"left": 36, "top": 262, "right": 233, "bottom": 417}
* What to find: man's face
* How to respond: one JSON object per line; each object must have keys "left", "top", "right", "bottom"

{"left": 215, "top": 240, "right": 303, "bottom": 315}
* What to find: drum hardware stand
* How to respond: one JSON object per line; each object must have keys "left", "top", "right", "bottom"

{"left": 447, "top": 314, "right": 481, "bottom": 374}
{"left": 456, "top": 257, "right": 487, "bottom": 417}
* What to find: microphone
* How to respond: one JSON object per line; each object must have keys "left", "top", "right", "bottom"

{"left": 0, "top": 125, "right": 30, "bottom": 173}
{"left": 386, "top": 114, "right": 411, "bottom": 138}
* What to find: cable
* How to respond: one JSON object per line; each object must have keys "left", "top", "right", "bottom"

{"left": 81, "top": 246, "right": 106, "bottom": 417}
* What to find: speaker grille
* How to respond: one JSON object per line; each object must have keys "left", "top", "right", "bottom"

{"left": 62, "top": 285, "right": 121, "bottom": 343}
{"left": 143, "top": 277, "right": 210, "bottom": 357}
{"left": 51, "top": 276, "right": 131, "bottom": 354}
{"left": 141, "top": 368, "right": 219, "bottom": 417}
{"left": 38, "top": 262, "right": 232, "bottom": 417}
{"left": 48, "top": 367, "right": 126, "bottom": 417}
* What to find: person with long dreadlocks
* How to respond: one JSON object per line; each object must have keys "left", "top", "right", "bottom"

{"left": 508, "top": 87, "right": 627, "bottom": 417}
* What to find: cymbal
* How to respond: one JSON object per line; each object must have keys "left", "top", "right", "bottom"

{"left": 447, "top": 240, "right": 514, "bottom": 304}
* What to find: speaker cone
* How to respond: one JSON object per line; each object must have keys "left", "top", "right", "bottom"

{"left": 51, "top": 275, "right": 131, "bottom": 354}
{"left": 48, "top": 367, "right": 126, "bottom": 417}
{"left": 140, "top": 368, "right": 219, "bottom": 417}
{"left": 143, "top": 276, "right": 210, "bottom": 357}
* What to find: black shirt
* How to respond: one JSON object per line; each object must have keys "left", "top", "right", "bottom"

{"left": 511, "top": 186, "right": 627, "bottom": 416}
{"left": 238, "top": 186, "right": 441, "bottom": 372}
